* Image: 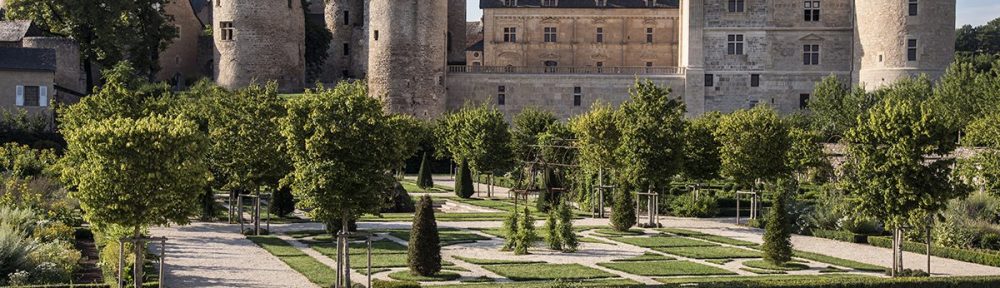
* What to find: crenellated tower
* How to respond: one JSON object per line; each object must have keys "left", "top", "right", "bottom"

{"left": 367, "top": 0, "right": 448, "bottom": 118}
{"left": 853, "top": 0, "right": 956, "bottom": 90}
{"left": 213, "top": 0, "right": 305, "bottom": 92}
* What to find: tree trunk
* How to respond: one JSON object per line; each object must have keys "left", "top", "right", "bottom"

{"left": 84, "top": 59, "right": 94, "bottom": 94}
{"left": 132, "top": 228, "right": 143, "bottom": 288}
{"left": 341, "top": 217, "right": 351, "bottom": 287}
{"left": 254, "top": 187, "right": 261, "bottom": 236}
{"left": 927, "top": 223, "right": 932, "bottom": 274}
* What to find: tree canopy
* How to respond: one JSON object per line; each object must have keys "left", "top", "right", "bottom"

{"left": 715, "top": 106, "right": 791, "bottom": 187}
{"left": 682, "top": 112, "right": 723, "bottom": 182}
{"left": 569, "top": 102, "right": 620, "bottom": 174}
{"left": 807, "top": 76, "right": 876, "bottom": 140}
{"left": 437, "top": 104, "right": 513, "bottom": 174}
{"left": 614, "top": 80, "right": 686, "bottom": 191}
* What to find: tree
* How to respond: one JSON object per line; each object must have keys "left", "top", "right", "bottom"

{"left": 843, "top": 83, "right": 969, "bottom": 276}
{"left": 513, "top": 207, "right": 536, "bottom": 255}
{"left": 715, "top": 106, "right": 791, "bottom": 187}
{"left": 408, "top": 195, "right": 441, "bottom": 276}
{"left": 439, "top": 105, "right": 514, "bottom": 197}
{"left": 610, "top": 189, "right": 636, "bottom": 231}
{"left": 785, "top": 127, "right": 826, "bottom": 183}
{"left": 270, "top": 187, "right": 296, "bottom": 217}
{"left": 682, "top": 112, "right": 723, "bottom": 182}
{"left": 615, "top": 80, "right": 686, "bottom": 192}
{"left": 455, "top": 160, "right": 474, "bottom": 198}
{"left": 955, "top": 17, "right": 1000, "bottom": 54}
{"left": 557, "top": 200, "right": 578, "bottom": 252}
{"left": 763, "top": 179, "right": 794, "bottom": 265}
{"left": 545, "top": 209, "right": 561, "bottom": 251}
{"left": 280, "top": 81, "right": 412, "bottom": 285}
{"left": 61, "top": 116, "right": 209, "bottom": 288}
{"left": 5, "top": 0, "right": 177, "bottom": 90}
{"left": 417, "top": 151, "right": 434, "bottom": 191}
{"left": 960, "top": 112, "right": 1000, "bottom": 196}
{"left": 511, "top": 107, "right": 558, "bottom": 166}
{"left": 956, "top": 24, "right": 982, "bottom": 53}
{"left": 570, "top": 102, "right": 620, "bottom": 212}
{"left": 930, "top": 61, "right": 992, "bottom": 135}
{"left": 807, "top": 75, "right": 876, "bottom": 140}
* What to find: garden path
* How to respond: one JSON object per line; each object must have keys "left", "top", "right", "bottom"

{"left": 150, "top": 223, "right": 317, "bottom": 288}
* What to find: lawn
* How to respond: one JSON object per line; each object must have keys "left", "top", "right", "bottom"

{"left": 400, "top": 180, "right": 452, "bottom": 193}
{"left": 360, "top": 212, "right": 512, "bottom": 222}
{"left": 742, "top": 260, "right": 810, "bottom": 271}
{"left": 247, "top": 236, "right": 336, "bottom": 287}
{"left": 611, "top": 252, "right": 675, "bottom": 262}
{"left": 388, "top": 230, "right": 490, "bottom": 246}
{"left": 599, "top": 260, "right": 737, "bottom": 277}
{"left": 658, "top": 228, "right": 759, "bottom": 247}
{"left": 431, "top": 278, "right": 641, "bottom": 288}
{"left": 593, "top": 229, "right": 645, "bottom": 236}
{"left": 387, "top": 270, "right": 461, "bottom": 282}
{"left": 605, "top": 236, "right": 719, "bottom": 248}
{"left": 481, "top": 263, "right": 616, "bottom": 281}
{"left": 791, "top": 250, "right": 886, "bottom": 272}
{"left": 655, "top": 246, "right": 762, "bottom": 259}
{"left": 308, "top": 239, "right": 407, "bottom": 255}
{"left": 452, "top": 255, "right": 545, "bottom": 265}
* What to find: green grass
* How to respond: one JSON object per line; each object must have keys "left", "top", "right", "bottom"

{"left": 247, "top": 236, "right": 336, "bottom": 287}
{"left": 611, "top": 252, "right": 675, "bottom": 262}
{"left": 442, "top": 266, "right": 471, "bottom": 272}
{"left": 400, "top": 180, "right": 452, "bottom": 193}
{"left": 452, "top": 255, "right": 545, "bottom": 265}
{"left": 598, "top": 261, "right": 737, "bottom": 277}
{"left": 388, "top": 230, "right": 490, "bottom": 246}
{"left": 740, "top": 267, "right": 787, "bottom": 275}
{"left": 387, "top": 271, "right": 461, "bottom": 282}
{"left": 432, "top": 278, "right": 641, "bottom": 288}
{"left": 355, "top": 268, "right": 391, "bottom": 275}
{"left": 605, "top": 236, "right": 719, "bottom": 248}
{"left": 284, "top": 229, "right": 327, "bottom": 239}
{"left": 359, "top": 212, "right": 512, "bottom": 222}
{"left": 658, "top": 228, "right": 758, "bottom": 247}
{"left": 706, "top": 259, "right": 733, "bottom": 265}
{"left": 593, "top": 229, "right": 644, "bottom": 236}
{"left": 742, "top": 260, "right": 809, "bottom": 271}
{"left": 655, "top": 246, "right": 762, "bottom": 259}
{"left": 792, "top": 250, "right": 885, "bottom": 272}
{"left": 461, "top": 276, "right": 496, "bottom": 283}
{"left": 308, "top": 239, "right": 407, "bottom": 255}
{"left": 654, "top": 274, "right": 874, "bottom": 285}
{"left": 481, "top": 263, "right": 616, "bottom": 281}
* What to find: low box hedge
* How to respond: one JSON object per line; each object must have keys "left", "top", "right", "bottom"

{"left": 867, "top": 236, "right": 1000, "bottom": 267}
{"left": 657, "top": 276, "right": 1000, "bottom": 288}
{"left": 812, "top": 229, "right": 869, "bottom": 244}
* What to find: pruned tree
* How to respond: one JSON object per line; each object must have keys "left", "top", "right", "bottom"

{"left": 417, "top": 151, "right": 434, "bottom": 191}
{"left": 408, "top": 195, "right": 441, "bottom": 276}
{"left": 715, "top": 106, "right": 791, "bottom": 188}
{"left": 438, "top": 105, "right": 513, "bottom": 197}
{"left": 682, "top": 112, "right": 723, "bottom": 182}
{"left": 763, "top": 179, "right": 794, "bottom": 266}
{"left": 807, "top": 75, "right": 877, "bottom": 140}
{"left": 614, "top": 79, "right": 686, "bottom": 193}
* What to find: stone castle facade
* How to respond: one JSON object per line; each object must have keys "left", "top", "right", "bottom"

{"left": 184, "top": 0, "right": 955, "bottom": 119}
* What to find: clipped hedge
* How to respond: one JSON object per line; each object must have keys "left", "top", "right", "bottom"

{"left": 812, "top": 229, "right": 869, "bottom": 244}
{"left": 868, "top": 236, "right": 1000, "bottom": 267}
{"left": 657, "top": 276, "right": 1000, "bottom": 288}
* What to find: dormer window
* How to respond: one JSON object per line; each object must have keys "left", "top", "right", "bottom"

{"left": 542, "top": 0, "right": 557, "bottom": 6}
{"left": 503, "top": 0, "right": 516, "bottom": 7}
{"left": 596, "top": 0, "right": 607, "bottom": 6}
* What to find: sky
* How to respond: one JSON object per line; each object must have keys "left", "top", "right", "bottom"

{"left": 465, "top": 0, "right": 1000, "bottom": 28}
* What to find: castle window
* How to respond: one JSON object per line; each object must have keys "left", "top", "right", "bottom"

{"left": 504, "top": 0, "right": 516, "bottom": 7}
{"left": 374, "top": 30, "right": 379, "bottom": 41}
{"left": 596, "top": 0, "right": 607, "bottom": 6}
{"left": 543, "top": 0, "right": 557, "bottom": 6}
{"left": 705, "top": 74, "right": 715, "bottom": 87}
{"left": 646, "top": 28, "right": 654, "bottom": 44}
{"left": 287, "top": 0, "right": 291, "bottom": 9}
{"left": 907, "top": 39, "right": 918, "bottom": 61}
{"left": 646, "top": 62, "right": 653, "bottom": 67}
{"left": 503, "top": 27, "right": 517, "bottom": 43}
{"left": 343, "top": 43, "right": 350, "bottom": 55}
{"left": 728, "top": 0, "right": 745, "bottom": 13}
{"left": 544, "top": 27, "right": 557, "bottom": 43}
{"left": 498, "top": 86, "right": 506, "bottom": 106}
{"left": 573, "top": 87, "right": 582, "bottom": 107}
{"left": 596, "top": 28, "right": 604, "bottom": 43}
{"left": 804, "top": 1, "right": 820, "bottom": 22}
{"left": 220, "top": 21, "right": 234, "bottom": 41}
{"left": 800, "top": 94, "right": 811, "bottom": 109}
{"left": 727, "top": 34, "right": 744, "bottom": 55}
{"left": 909, "top": 0, "right": 918, "bottom": 16}
{"left": 751, "top": 74, "right": 760, "bottom": 87}
{"left": 344, "top": 11, "right": 350, "bottom": 26}
{"left": 803, "top": 44, "right": 820, "bottom": 65}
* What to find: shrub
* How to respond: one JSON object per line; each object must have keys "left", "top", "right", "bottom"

{"left": 811, "top": 229, "right": 868, "bottom": 244}
{"left": 417, "top": 152, "right": 434, "bottom": 190}
{"left": 514, "top": 207, "right": 536, "bottom": 255}
{"left": 537, "top": 168, "right": 561, "bottom": 212}
{"left": 501, "top": 210, "right": 518, "bottom": 251}
{"left": 199, "top": 186, "right": 216, "bottom": 221}
{"left": 763, "top": 181, "right": 793, "bottom": 265}
{"left": 32, "top": 221, "right": 74, "bottom": 243}
{"left": 670, "top": 192, "right": 719, "bottom": 218}
{"left": 0, "top": 143, "right": 57, "bottom": 178}
{"left": 455, "top": 160, "right": 474, "bottom": 198}
{"left": 545, "top": 209, "right": 561, "bottom": 251}
{"left": 0, "top": 206, "right": 37, "bottom": 235}
{"left": 868, "top": 236, "right": 1000, "bottom": 267}
{"left": 27, "top": 240, "right": 80, "bottom": 283}
{"left": 557, "top": 200, "right": 578, "bottom": 252}
{"left": 407, "top": 195, "right": 441, "bottom": 276}
{"left": 381, "top": 182, "right": 415, "bottom": 213}
{"left": 611, "top": 189, "right": 636, "bottom": 231}
{"left": 0, "top": 226, "right": 36, "bottom": 283}
{"left": 270, "top": 187, "right": 295, "bottom": 217}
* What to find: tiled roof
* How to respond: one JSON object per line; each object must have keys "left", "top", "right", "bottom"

{"left": 481, "top": 0, "right": 679, "bottom": 9}
{"left": 0, "top": 20, "right": 43, "bottom": 42}
{"left": 467, "top": 39, "right": 484, "bottom": 52}
{"left": 466, "top": 21, "right": 483, "bottom": 47}
{"left": 0, "top": 47, "right": 57, "bottom": 71}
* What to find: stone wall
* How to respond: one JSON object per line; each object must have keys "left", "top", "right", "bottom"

{"left": 21, "top": 37, "right": 84, "bottom": 95}
{"left": 447, "top": 72, "right": 686, "bottom": 120}
{"left": 0, "top": 69, "right": 55, "bottom": 118}
{"left": 368, "top": 0, "right": 448, "bottom": 118}
{"left": 213, "top": 0, "right": 305, "bottom": 92}
{"left": 853, "top": 0, "right": 955, "bottom": 89}
{"left": 157, "top": 0, "right": 203, "bottom": 85}
{"left": 448, "top": 0, "right": 467, "bottom": 65}
{"left": 322, "top": 0, "right": 366, "bottom": 84}
{"left": 481, "top": 7, "right": 680, "bottom": 68}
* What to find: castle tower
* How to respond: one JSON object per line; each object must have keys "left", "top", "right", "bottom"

{"left": 853, "top": 0, "right": 956, "bottom": 90}
{"left": 447, "top": 0, "right": 466, "bottom": 65}
{"left": 323, "top": 0, "right": 366, "bottom": 83}
{"left": 213, "top": 0, "right": 305, "bottom": 92}
{"left": 368, "top": 0, "right": 448, "bottom": 118}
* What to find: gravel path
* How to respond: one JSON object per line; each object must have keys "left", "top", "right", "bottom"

{"left": 150, "top": 223, "right": 317, "bottom": 288}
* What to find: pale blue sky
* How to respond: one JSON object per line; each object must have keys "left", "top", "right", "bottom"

{"left": 465, "top": 0, "right": 1000, "bottom": 28}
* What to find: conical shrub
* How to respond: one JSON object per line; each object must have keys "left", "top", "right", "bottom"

{"left": 514, "top": 207, "right": 536, "bottom": 255}
{"left": 269, "top": 187, "right": 295, "bottom": 217}
{"left": 611, "top": 189, "right": 636, "bottom": 231}
{"left": 545, "top": 209, "right": 561, "bottom": 251}
{"left": 455, "top": 160, "right": 475, "bottom": 198}
{"left": 408, "top": 195, "right": 441, "bottom": 276}
{"left": 417, "top": 152, "right": 434, "bottom": 190}
{"left": 501, "top": 210, "right": 518, "bottom": 251}
{"left": 558, "top": 201, "right": 578, "bottom": 252}
{"left": 763, "top": 180, "right": 794, "bottom": 265}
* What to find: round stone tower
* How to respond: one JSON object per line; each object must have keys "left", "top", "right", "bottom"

{"left": 368, "top": 0, "right": 448, "bottom": 118}
{"left": 323, "top": 0, "right": 366, "bottom": 83}
{"left": 853, "top": 0, "right": 955, "bottom": 90}
{"left": 213, "top": 0, "right": 305, "bottom": 92}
